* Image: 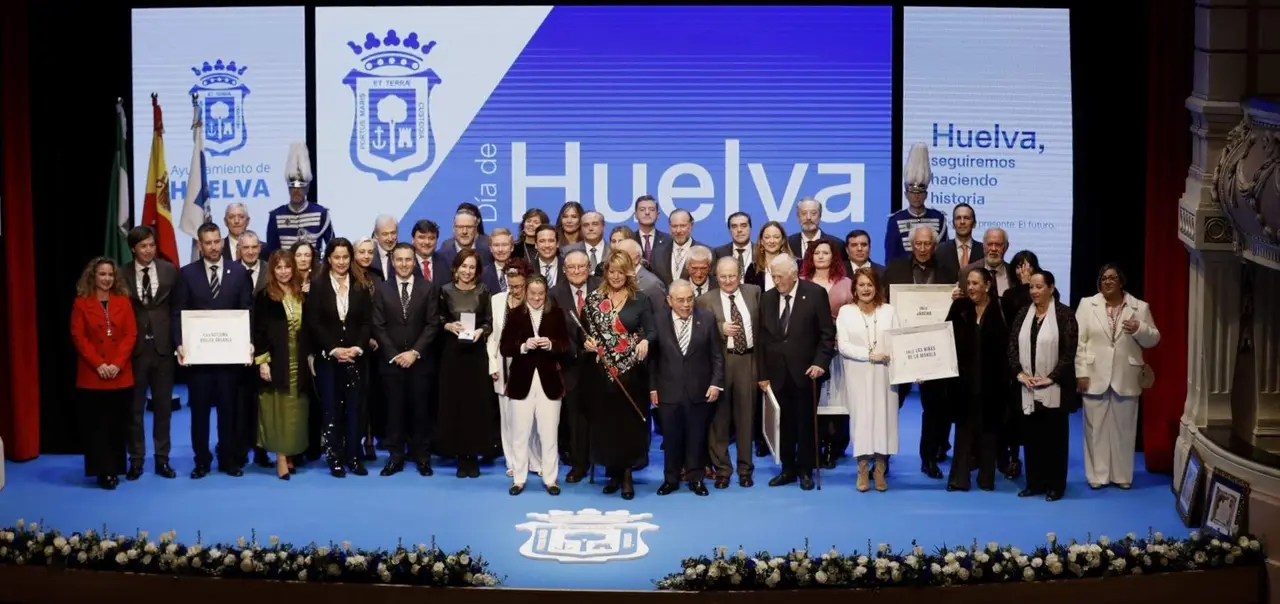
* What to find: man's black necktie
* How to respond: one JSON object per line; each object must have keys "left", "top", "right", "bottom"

{"left": 247, "top": 267, "right": 255, "bottom": 288}
{"left": 209, "top": 265, "right": 221, "bottom": 299}
{"left": 736, "top": 248, "right": 746, "bottom": 278}
{"left": 141, "top": 266, "right": 153, "bottom": 305}
{"left": 400, "top": 281, "right": 410, "bottom": 319}
{"left": 385, "top": 250, "right": 393, "bottom": 276}
{"left": 780, "top": 293, "right": 792, "bottom": 336}
{"left": 728, "top": 293, "right": 747, "bottom": 354}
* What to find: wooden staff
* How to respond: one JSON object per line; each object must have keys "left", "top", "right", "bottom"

{"left": 812, "top": 378, "right": 822, "bottom": 491}
{"left": 609, "top": 371, "right": 648, "bottom": 422}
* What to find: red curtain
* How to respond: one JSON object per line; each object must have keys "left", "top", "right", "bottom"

{"left": 0, "top": 0, "right": 41, "bottom": 460}
{"left": 1141, "top": 2, "right": 1194, "bottom": 473}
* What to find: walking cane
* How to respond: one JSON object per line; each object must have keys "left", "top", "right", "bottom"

{"left": 812, "top": 378, "right": 822, "bottom": 491}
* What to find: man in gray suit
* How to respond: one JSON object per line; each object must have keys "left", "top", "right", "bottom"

{"left": 697, "top": 256, "right": 762, "bottom": 488}
{"left": 121, "top": 226, "right": 179, "bottom": 480}
{"left": 237, "top": 231, "right": 268, "bottom": 296}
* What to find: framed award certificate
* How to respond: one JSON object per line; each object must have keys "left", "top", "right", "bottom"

{"left": 890, "top": 284, "right": 956, "bottom": 327}
{"left": 885, "top": 322, "right": 959, "bottom": 385}
{"left": 180, "top": 310, "right": 252, "bottom": 366}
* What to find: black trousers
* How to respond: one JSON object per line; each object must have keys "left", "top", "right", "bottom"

{"left": 751, "top": 390, "right": 768, "bottom": 450}
{"left": 129, "top": 345, "right": 174, "bottom": 465}
{"left": 187, "top": 365, "right": 240, "bottom": 468}
{"left": 236, "top": 365, "right": 261, "bottom": 459}
{"left": 998, "top": 413, "right": 1022, "bottom": 465}
{"left": 564, "top": 376, "right": 591, "bottom": 471}
{"left": 776, "top": 373, "right": 818, "bottom": 476}
{"left": 79, "top": 387, "right": 130, "bottom": 477}
{"left": 1023, "top": 403, "right": 1069, "bottom": 493}
{"left": 820, "top": 416, "right": 849, "bottom": 457}
{"left": 316, "top": 359, "right": 365, "bottom": 462}
{"left": 947, "top": 417, "right": 998, "bottom": 490}
{"left": 916, "top": 382, "right": 951, "bottom": 464}
{"left": 658, "top": 401, "right": 714, "bottom": 484}
{"left": 381, "top": 362, "right": 431, "bottom": 462}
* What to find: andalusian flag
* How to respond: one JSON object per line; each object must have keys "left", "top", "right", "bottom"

{"left": 141, "top": 93, "right": 181, "bottom": 265}
{"left": 105, "top": 100, "right": 132, "bottom": 265}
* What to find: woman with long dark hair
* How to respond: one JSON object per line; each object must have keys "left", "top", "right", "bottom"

{"left": 69, "top": 257, "right": 137, "bottom": 489}
{"left": 252, "top": 250, "right": 310, "bottom": 479}
{"left": 555, "top": 201, "right": 585, "bottom": 247}
{"left": 944, "top": 268, "right": 1009, "bottom": 491}
{"left": 516, "top": 208, "right": 551, "bottom": 264}
{"left": 304, "top": 238, "right": 374, "bottom": 477}
{"left": 436, "top": 248, "right": 495, "bottom": 477}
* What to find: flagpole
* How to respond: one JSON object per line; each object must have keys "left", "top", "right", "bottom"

{"left": 190, "top": 93, "right": 211, "bottom": 226}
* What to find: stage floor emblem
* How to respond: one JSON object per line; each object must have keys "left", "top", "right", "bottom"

{"left": 516, "top": 509, "right": 659, "bottom": 563}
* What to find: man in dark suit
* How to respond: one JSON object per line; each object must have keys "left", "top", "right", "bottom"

{"left": 712, "top": 212, "right": 754, "bottom": 277}
{"left": 173, "top": 222, "right": 255, "bottom": 479}
{"left": 842, "top": 229, "right": 886, "bottom": 280}
{"left": 370, "top": 215, "right": 400, "bottom": 281}
{"left": 372, "top": 243, "right": 441, "bottom": 477}
{"left": 789, "top": 198, "right": 847, "bottom": 264}
{"left": 630, "top": 194, "right": 670, "bottom": 264}
{"left": 531, "top": 224, "right": 567, "bottom": 288}
{"left": 936, "top": 203, "right": 982, "bottom": 279}
{"left": 122, "top": 226, "right": 179, "bottom": 480}
{"left": 549, "top": 249, "right": 599, "bottom": 480}
{"left": 698, "top": 256, "right": 762, "bottom": 488}
{"left": 437, "top": 210, "right": 494, "bottom": 283}
{"left": 883, "top": 224, "right": 960, "bottom": 477}
{"left": 650, "top": 280, "right": 725, "bottom": 496}
{"left": 234, "top": 230, "right": 270, "bottom": 467}
{"left": 649, "top": 209, "right": 704, "bottom": 286}
{"left": 756, "top": 254, "right": 835, "bottom": 491}
{"left": 561, "top": 210, "right": 609, "bottom": 275}
{"left": 410, "top": 219, "right": 451, "bottom": 288}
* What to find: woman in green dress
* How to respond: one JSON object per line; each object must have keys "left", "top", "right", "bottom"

{"left": 253, "top": 250, "right": 311, "bottom": 480}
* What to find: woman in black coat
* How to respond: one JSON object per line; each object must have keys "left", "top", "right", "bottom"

{"left": 944, "top": 268, "right": 1009, "bottom": 491}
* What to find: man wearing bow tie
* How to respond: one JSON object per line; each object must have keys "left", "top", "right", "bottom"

{"left": 649, "top": 280, "right": 725, "bottom": 496}
{"left": 172, "top": 222, "right": 254, "bottom": 479}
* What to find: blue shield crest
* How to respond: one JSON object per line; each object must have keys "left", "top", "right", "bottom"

{"left": 189, "top": 59, "right": 250, "bottom": 157}
{"left": 343, "top": 30, "right": 442, "bottom": 182}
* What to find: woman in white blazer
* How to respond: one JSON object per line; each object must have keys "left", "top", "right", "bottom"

{"left": 488, "top": 259, "right": 533, "bottom": 477}
{"left": 1074, "top": 264, "right": 1160, "bottom": 489}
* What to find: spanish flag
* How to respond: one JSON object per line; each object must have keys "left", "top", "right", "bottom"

{"left": 140, "top": 93, "right": 180, "bottom": 266}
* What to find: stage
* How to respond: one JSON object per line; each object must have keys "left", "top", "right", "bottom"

{"left": 0, "top": 389, "right": 1187, "bottom": 591}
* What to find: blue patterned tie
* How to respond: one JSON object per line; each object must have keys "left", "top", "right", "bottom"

{"left": 209, "top": 265, "right": 221, "bottom": 299}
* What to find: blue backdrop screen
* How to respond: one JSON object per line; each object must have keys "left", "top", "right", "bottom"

{"left": 315, "top": 6, "right": 893, "bottom": 255}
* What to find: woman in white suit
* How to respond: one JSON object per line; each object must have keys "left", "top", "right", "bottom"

{"left": 1074, "top": 264, "right": 1160, "bottom": 489}
{"left": 488, "top": 259, "right": 533, "bottom": 477}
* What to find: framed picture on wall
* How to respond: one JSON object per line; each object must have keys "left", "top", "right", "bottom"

{"left": 1175, "top": 447, "right": 1205, "bottom": 527}
{"left": 1203, "top": 469, "right": 1250, "bottom": 539}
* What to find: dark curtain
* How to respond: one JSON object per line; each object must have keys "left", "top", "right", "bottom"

{"left": 1, "top": 0, "right": 40, "bottom": 460}
{"left": 1140, "top": 1, "right": 1193, "bottom": 474}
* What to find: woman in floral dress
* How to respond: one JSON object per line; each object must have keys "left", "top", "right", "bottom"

{"left": 582, "top": 249, "right": 657, "bottom": 500}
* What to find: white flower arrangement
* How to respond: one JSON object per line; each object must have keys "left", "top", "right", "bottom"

{"left": 655, "top": 531, "right": 1264, "bottom": 591}
{"left": 0, "top": 520, "right": 501, "bottom": 588}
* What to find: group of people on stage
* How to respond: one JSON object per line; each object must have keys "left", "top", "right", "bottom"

{"left": 70, "top": 141, "right": 1160, "bottom": 501}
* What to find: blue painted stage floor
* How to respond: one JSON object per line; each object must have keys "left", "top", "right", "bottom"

{"left": 0, "top": 389, "right": 1185, "bottom": 590}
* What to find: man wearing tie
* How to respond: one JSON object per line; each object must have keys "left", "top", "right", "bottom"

{"left": 563, "top": 211, "right": 608, "bottom": 275}
{"left": 756, "top": 255, "right": 835, "bottom": 491}
{"left": 789, "top": 198, "right": 847, "bottom": 265}
{"left": 220, "top": 203, "right": 251, "bottom": 263}
{"left": 371, "top": 215, "right": 399, "bottom": 281}
{"left": 698, "top": 256, "right": 761, "bottom": 488}
{"left": 631, "top": 194, "right": 670, "bottom": 264}
{"left": 649, "top": 280, "right": 725, "bottom": 496}
{"left": 937, "top": 204, "right": 982, "bottom": 279}
{"left": 685, "top": 246, "right": 714, "bottom": 298}
{"left": 843, "top": 230, "right": 886, "bottom": 280}
{"left": 650, "top": 209, "right": 702, "bottom": 286}
{"left": 173, "top": 222, "right": 254, "bottom": 479}
{"left": 235, "top": 230, "right": 269, "bottom": 467}
{"left": 533, "top": 225, "right": 565, "bottom": 288}
{"left": 372, "top": 243, "right": 440, "bottom": 477}
{"left": 122, "top": 226, "right": 178, "bottom": 480}
{"left": 712, "top": 212, "right": 754, "bottom": 281}
{"left": 411, "top": 219, "right": 449, "bottom": 287}
{"left": 488, "top": 228, "right": 516, "bottom": 293}
{"left": 549, "top": 249, "right": 599, "bottom": 480}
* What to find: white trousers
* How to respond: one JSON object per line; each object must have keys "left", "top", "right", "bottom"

{"left": 1083, "top": 389, "right": 1139, "bottom": 486}
{"left": 509, "top": 370, "right": 561, "bottom": 486}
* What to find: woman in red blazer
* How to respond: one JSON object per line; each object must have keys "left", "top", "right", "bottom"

{"left": 499, "top": 275, "right": 576, "bottom": 496}
{"left": 69, "top": 257, "right": 137, "bottom": 490}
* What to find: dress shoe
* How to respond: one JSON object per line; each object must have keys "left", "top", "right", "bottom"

{"left": 754, "top": 442, "right": 769, "bottom": 458}
{"left": 768, "top": 472, "right": 796, "bottom": 487}
{"left": 1116, "top": 483, "right": 1131, "bottom": 490}
{"left": 96, "top": 475, "right": 117, "bottom": 490}
{"left": 946, "top": 484, "right": 966, "bottom": 492}
{"left": 509, "top": 484, "right": 525, "bottom": 496}
{"left": 978, "top": 482, "right": 995, "bottom": 491}
{"left": 565, "top": 468, "right": 587, "bottom": 483}
{"left": 276, "top": 471, "right": 291, "bottom": 481}
{"left": 363, "top": 444, "right": 378, "bottom": 462}
{"left": 621, "top": 471, "right": 635, "bottom": 500}
{"left": 329, "top": 461, "right": 347, "bottom": 478}
{"left": 602, "top": 479, "right": 621, "bottom": 495}
{"left": 1045, "top": 490, "right": 1063, "bottom": 502}
{"left": 1018, "top": 488, "right": 1044, "bottom": 498}
{"left": 1089, "top": 483, "right": 1104, "bottom": 490}
{"left": 739, "top": 475, "right": 754, "bottom": 488}
{"left": 416, "top": 461, "right": 434, "bottom": 476}
{"left": 799, "top": 475, "right": 815, "bottom": 491}
{"left": 381, "top": 459, "right": 404, "bottom": 477}
{"left": 126, "top": 465, "right": 144, "bottom": 481}
{"left": 254, "top": 449, "right": 272, "bottom": 468}
{"left": 466, "top": 461, "right": 481, "bottom": 479}
{"left": 714, "top": 476, "right": 730, "bottom": 489}
{"left": 221, "top": 466, "right": 244, "bottom": 478}
{"left": 657, "top": 482, "right": 678, "bottom": 496}
{"left": 689, "top": 481, "right": 709, "bottom": 496}
{"left": 456, "top": 465, "right": 468, "bottom": 478}
{"left": 1005, "top": 458, "right": 1023, "bottom": 479}
{"left": 921, "top": 462, "right": 943, "bottom": 479}
{"left": 155, "top": 462, "right": 177, "bottom": 479}
{"left": 546, "top": 484, "right": 561, "bottom": 496}
{"left": 190, "top": 466, "right": 210, "bottom": 479}
{"left": 348, "top": 460, "right": 369, "bottom": 476}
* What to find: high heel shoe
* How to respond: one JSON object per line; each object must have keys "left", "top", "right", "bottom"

{"left": 621, "top": 469, "right": 635, "bottom": 500}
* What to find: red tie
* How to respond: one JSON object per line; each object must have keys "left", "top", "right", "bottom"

{"left": 421, "top": 259, "right": 432, "bottom": 281}
{"left": 643, "top": 234, "right": 652, "bottom": 260}
{"left": 576, "top": 288, "right": 585, "bottom": 314}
